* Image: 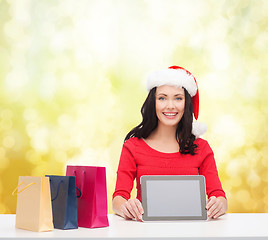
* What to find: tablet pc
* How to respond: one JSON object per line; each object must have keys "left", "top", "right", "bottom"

{"left": 141, "top": 175, "right": 207, "bottom": 221}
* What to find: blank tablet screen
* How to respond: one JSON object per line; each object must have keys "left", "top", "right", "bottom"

{"left": 141, "top": 175, "right": 207, "bottom": 220}
{"left": 146, "top": 180, "right": 202, "bottom": 217}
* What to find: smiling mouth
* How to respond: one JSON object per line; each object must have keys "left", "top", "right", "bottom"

{"left": 163, "top": 112, "right": 178, "bottom": 116}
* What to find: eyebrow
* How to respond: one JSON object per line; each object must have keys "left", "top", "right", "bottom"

{"left": 157, "top": 93, "right": 184, "bottom": 96}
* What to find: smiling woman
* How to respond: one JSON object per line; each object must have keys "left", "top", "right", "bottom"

{"left": 112, "top": 66, "right": 227, "bottom": 221}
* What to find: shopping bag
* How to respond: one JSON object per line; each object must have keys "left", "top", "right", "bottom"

{"left": 12, "top": 176, "right": 54, "bottom": 232}
{"left": 66, "top": 166, "right": 109, "bottom": 228}
{"left": 46, "top": 175, "right": 80, "bottom": 229}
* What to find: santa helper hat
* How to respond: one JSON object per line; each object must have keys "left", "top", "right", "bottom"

{"left": 147, "top": 65, "right": 207, "bottom": 138}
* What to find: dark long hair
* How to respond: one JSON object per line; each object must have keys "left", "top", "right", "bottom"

{"left": 125, "top": 87, "right": 197, "bottom": 155}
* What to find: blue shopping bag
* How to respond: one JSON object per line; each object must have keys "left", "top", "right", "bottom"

{"left": 46, "top": 175, "right": 80, "bottom": 230}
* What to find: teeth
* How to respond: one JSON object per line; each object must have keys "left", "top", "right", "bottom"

{"left": 164, "top": 113, "right": 177, "bottom": 116}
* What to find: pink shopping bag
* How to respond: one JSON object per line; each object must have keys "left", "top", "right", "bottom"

{"left": 66, "top": 166, "right": 109, "bottom": 228}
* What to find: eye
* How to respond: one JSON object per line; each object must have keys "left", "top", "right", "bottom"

{"left": 158, "top": 97, "right": 165, "bottom": 100}
{"left": 176, "top": 97, "right": 182, "bottom": 100}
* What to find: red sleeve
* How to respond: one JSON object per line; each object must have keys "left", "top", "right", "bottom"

{"left": 199, "top": 141, "right": 226, "bottom": 199}
{"left": 112, "top": 139, "right": 137, "bottom": 200}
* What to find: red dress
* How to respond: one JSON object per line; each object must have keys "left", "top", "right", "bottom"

{"left": 113, "top": 137, "right": 226, "bottom": 201}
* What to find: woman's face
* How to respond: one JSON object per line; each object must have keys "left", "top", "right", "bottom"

{"left": 155, "top": 85, "right": 185, "bottom": 128}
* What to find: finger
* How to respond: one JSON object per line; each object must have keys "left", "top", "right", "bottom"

{"left": 121, "top": 206, "right": 133, "bottom": 219}
{"left": 121, "top": 204, "right": 135, "bottom": 219}
{"left": 207, "top": 201, "right": 220, "bottom": 218}
{"left": 212, "top": 208, "right": 224, "bottom": 219}
{"left": 207, "top": 199, "right": 219, "bottom": 212}
{"left": 209, "top": 206, "right": 220, "bottom": 219}
{"left": 129, "top": 200, "right": 142, "bottom": 220}
{"left": 210, "top": 201, "right": 224, "bottom": 219}
{"left": 206, "top": 196, "right": 216, "bottom": 209}
{"left": 134, "top": 199, "right": 144, "bottom": 215}
{"left": 125, "top": 201, "right": 139, "bottom": 220}
{"left": 133, "top": 200, "right": 144, "bottom": 220}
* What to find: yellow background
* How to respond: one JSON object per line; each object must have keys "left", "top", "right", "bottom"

{"left": 0, "top": 0, "right": 267, "bottom": 214}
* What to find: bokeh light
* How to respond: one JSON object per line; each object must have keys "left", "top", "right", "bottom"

{"left": 0, "top": 0, "right": 267, "bottom": 214}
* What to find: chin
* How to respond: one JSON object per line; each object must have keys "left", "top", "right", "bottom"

{"left": 161, "top": 121, "right": 180, "bottom": 127}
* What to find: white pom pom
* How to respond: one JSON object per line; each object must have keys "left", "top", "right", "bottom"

{"left": 192, "top": 121, "right": 207, "bottom": 138}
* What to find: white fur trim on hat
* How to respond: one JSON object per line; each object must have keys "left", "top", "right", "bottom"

{"left": 147, "top": 68, "right": 197, "bottom": 97}
{"left": 192, "top": 121, "right": 207, "bottom": 138}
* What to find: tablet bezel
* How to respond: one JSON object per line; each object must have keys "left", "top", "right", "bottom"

{"left": 141, "top": 175, "right": 207, "bottom": 221}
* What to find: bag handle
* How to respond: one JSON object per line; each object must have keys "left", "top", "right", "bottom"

{"left": 12, "top": 182, "right": 36, "bottom": 196}
{"left": 76, "top": 187, "right": 82, "bottom": 198}
{"left": 81, "top": 170, "right": 85, "bottom": 198}
{"left": 73, "top": 170, "right": 85, "bottom": 198}
{"left": 50, "top": 179, "right": 63, "bottom": 201}
{"left": 49, "top": 178, "right": 81, "bottom": 200}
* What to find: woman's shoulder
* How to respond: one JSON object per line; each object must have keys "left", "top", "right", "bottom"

{"left": 194, "top": 137, "right": 207, "bottom": 144}
{"left": 122, "top": 137, "right": 148, "bottom": 154}
{"left": 194, "top": 137, "right": 213, "bottom": 153}
{"left": 194, "top": 137, "right": 210, "bottom": 148}
{"left": 123, "top": 137, "right": 143, "bottom": 147}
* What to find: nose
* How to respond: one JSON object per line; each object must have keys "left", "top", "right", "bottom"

{"left": 166, "top": 99, "right": 175, "bottom": 109}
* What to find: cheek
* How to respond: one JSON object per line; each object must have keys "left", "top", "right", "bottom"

{"left": 155, "top": 103, "right": 166, "bottom": 120}
{"left": 175, "top": 101, "right": 185, "bottom": 112}
{"left": 155, "top": 101, "right": 165, "bottom": 112}
{"left": 180, "top": 105, "right": 185, "bottom": 113}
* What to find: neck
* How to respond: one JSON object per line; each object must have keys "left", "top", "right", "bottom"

{"left": 150, "top": 123, "right": 177, "bottom": 142}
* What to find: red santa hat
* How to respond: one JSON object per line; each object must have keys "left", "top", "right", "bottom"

{"left": 147, "top": 65, "right": 207, "bottom": 138}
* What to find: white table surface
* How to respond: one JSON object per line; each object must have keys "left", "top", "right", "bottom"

{"left": 0, "top": 213, "right": 268, "bottom": 239}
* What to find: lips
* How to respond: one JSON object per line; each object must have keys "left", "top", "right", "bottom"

{"left": 163, "top": 112, "right": 178, "bottom": 119}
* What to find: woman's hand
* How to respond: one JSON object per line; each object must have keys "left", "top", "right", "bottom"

{"left": 206, "top": 196, "right": 228, "bottom": 219}
{"left": 120, "top": 198, "right": 144, "bottom": 221}
{"left": 112, "top": 196, "right": 144, "bottom": 221}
